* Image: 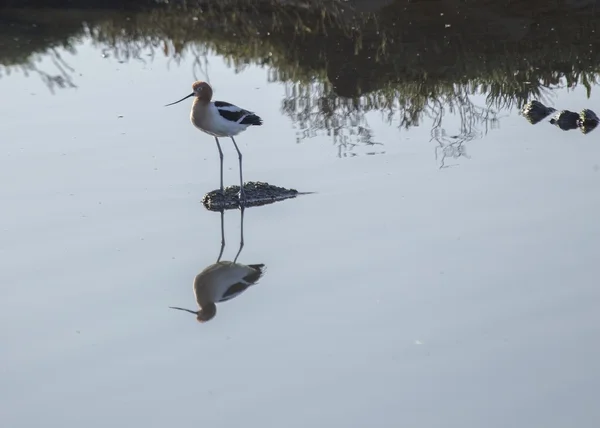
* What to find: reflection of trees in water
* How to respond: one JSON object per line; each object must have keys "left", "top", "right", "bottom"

{"left": 280, "top": 81, "right": 383, "bottom": 158}
{"left": 428, "top": 91, "right": 500, "bottom": 169}
{"left": 0, "top": 47, "right": 77, "bottom": 93}
{"left": 278, "top": 77, "right": 502, "bottom": 161}
{"left": 3, "top": 1, "right": 600, "bottom": 160}
{"left": 37, "top": 48, "right": 78, "bottom": 92}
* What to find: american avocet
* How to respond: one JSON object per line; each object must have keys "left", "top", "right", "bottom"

{"left": 165, "top": 81, "right": 263, "bottom": 201}
{"left": 169, "top": 209, "right": 265, "bottom": 322}
{"left": 169, "top": 260, "right": 265, "bottom": 322}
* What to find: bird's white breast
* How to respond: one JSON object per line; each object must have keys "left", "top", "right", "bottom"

{"left": 191, "top": 102, "right": 249, "bottom": 137}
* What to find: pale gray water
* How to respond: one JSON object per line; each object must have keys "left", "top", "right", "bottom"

{"left": 1, "top": 36, "right": 600, "bottom": 428}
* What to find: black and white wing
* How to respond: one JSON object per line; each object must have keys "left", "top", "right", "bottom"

{"left": 214, "top": 263, "right": 265, "bottom": 303}
{"left": 217, "top": 282, "right": 252, "bottom": 303}
{"left": 214, "top": 101, "right": 263, "bottom": 126}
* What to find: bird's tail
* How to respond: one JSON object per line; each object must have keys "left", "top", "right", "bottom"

{"left": 243, "top": 264, "right": 266, "bottom": 284}
{"left": 242, "top": 114, "right": 263, "bottom": 126}
{"left": 248, "top": 264, "right": 265, "bottom": 274}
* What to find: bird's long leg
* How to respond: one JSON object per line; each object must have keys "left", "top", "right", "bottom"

{"left": 216, "top": 209, "right": 225, "bottom": 263}
{"left": 230, "top": 136, "right": 245, "bottom": 202}
{"left": 234, "top": 206, "right": 245, "bottom": 263}
{"left": 214, "top": 137, "right": 224, "bottom": 194}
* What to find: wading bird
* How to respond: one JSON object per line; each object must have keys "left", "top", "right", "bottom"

{"left": 165, "top": 81, "right": 263, "bottom": 201}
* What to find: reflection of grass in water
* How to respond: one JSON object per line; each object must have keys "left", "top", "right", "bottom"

{"left": 0, "top": 8, "right": 86, "bottom": 92}
{"left": 3, "top": 1, "right": 600, "bottom": 154}
{"left": 282, "top": 81, "right": 380, "bottom": 156}
{"left": 279, "top": 79, "right": 500, "bottom": 159}
{"left": 0, "top": 48, "right": 79, "bottom": 94}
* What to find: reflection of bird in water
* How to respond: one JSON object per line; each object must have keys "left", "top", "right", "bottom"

{"left": 170, "top": 208, "right": 266, "bottom": 323}
{"left": 170, "top": 261, "right": 265, "bottom": 323}
{"left": 164, "top": 80, "right": 263, "bottom": 201}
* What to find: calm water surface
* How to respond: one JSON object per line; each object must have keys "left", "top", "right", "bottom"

{"left": 1, "top": 6, "right": 600, "bottom": 428}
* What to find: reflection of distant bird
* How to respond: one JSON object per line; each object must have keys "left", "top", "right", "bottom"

{"left": 170, "top": 261, "right": 265, "bottom": 323}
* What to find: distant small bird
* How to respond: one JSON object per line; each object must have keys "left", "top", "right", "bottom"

{"left": 170, "top": 261, "right": 266, "bottom": 323}
{"left": 165, "top": 81, "right": 263, "bottom": 201}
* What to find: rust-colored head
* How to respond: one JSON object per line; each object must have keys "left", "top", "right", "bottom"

{"left": 192, "top": 81, "right": 213, "bottom": 101}
{"left": 196, "top": 303, "right": 216, "bottom": 323}
{"left": 165, "top": 80, "right": 213, "bottom": 107}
